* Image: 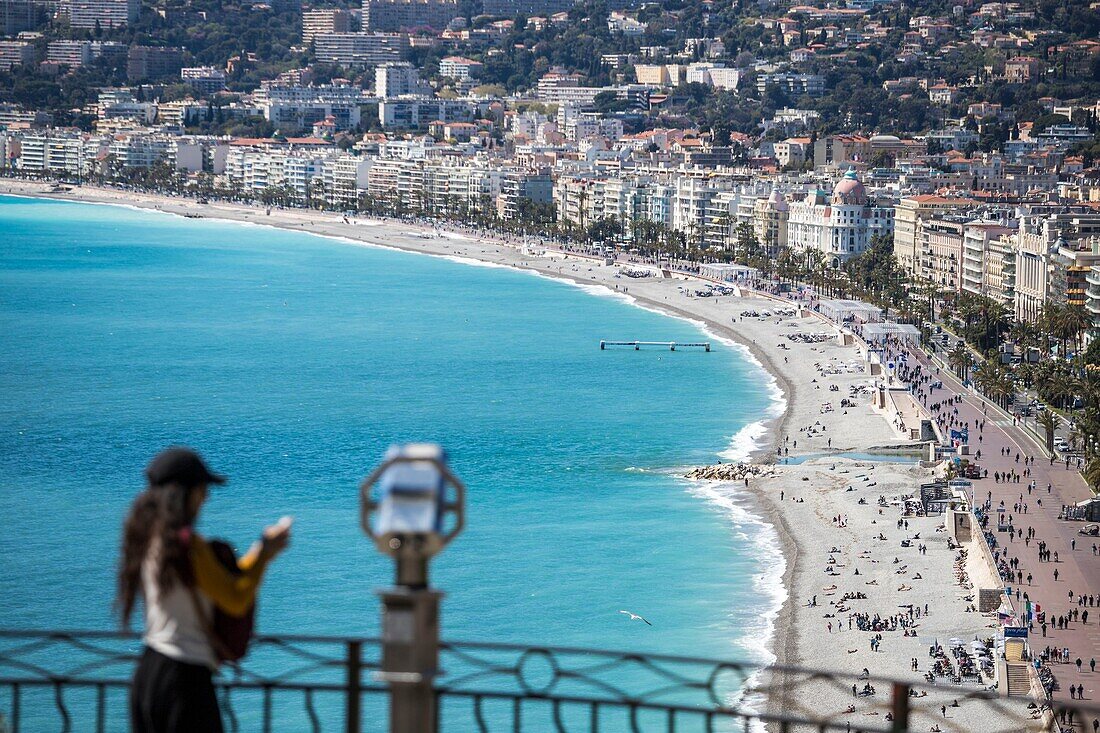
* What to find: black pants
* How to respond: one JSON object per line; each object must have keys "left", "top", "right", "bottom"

{"left": 131, "top": 646, "right": 224, "bottom": 733}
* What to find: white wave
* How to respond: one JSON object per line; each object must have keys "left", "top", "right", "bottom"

{"left": 719, "top": 420, "right": 771, "bottom": 463}
{"left": 436, "top": 252, "right": 514, "bottom": 270}
{"left": 684, "top": 478, "right": 787, "bottom": 731}
{"left": 564, "top": 279, "right": 637, "bottom": 305}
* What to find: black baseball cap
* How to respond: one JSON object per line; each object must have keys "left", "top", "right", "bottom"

{"left": 145, "top": 447, "right": 227, "bottom": 488}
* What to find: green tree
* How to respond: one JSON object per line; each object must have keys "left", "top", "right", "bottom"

{"left": 1038, "top": 409, "right": 1060, "bottom": 454}
{"left": 948, "top": 342, "right": 973, "bottom": 379}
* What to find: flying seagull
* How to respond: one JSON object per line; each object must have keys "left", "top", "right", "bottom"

{"left": 619, "top": 610, "right": 652, "bottom": 626}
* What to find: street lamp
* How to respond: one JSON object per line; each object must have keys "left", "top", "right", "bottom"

{"left": 361, "top": 443, "right": 466, "bottom": 733}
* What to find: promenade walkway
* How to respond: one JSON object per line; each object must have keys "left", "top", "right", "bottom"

{"left": 903, "top": 344, "right": 1100, "bottom": 709}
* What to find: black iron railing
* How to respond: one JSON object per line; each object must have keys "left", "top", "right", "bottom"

{"left": 0, "top": 629, "right": 1095, "bottom": 732}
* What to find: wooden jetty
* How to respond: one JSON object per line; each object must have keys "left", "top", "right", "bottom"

{"left": 600, "top": 340, "right": 710, "bottom": 352}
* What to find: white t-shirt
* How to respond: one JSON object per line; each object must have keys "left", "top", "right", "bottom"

{"left": 141, "top": 542, "right": 217, "bottom": 669}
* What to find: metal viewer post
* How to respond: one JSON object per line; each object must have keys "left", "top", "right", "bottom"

{"left": 361, "top": 444, "right": 465, "bottom": 733}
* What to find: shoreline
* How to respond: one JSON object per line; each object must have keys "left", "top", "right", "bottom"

{"left": 4, "top": 182, "right": 1026, "bottom": 730}
{"left": 0, "top": 182, "right": 857, "bottom": 667}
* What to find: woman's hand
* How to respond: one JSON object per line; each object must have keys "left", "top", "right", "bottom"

{"left": 261, "top": 517, "right": 292, "bottom": 559}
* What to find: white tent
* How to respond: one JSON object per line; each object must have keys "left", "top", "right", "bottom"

{"left": 862, "top": 322, "right": 921, "bottom": 345}
{"left": 817, "top": 298, "right": 883, "bottom": 324}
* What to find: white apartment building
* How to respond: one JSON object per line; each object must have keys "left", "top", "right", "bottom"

{"left": 563, "top": 115, "right": 623, "bottom": 142}
{"left": 255, "top": 84, "right": 372, "bottom": 131}
{"left": 377, "top": 98, "right": 478, "bottom": 128}
{"left": 1086, "top": 265, "right": 1100, "bottom": 344}
{"left": 108, "top": 134, "right": 173, "bottom": 169}
{"left": 1013, "top": 213, "right": 1100, "bottom": 323}
{"left": 707, "top": 67, "right": 741, "bottom": 91}
{"left": 438, "top": 56, "right": 482, "bottom": 81}
{"left": 181, "top": 66, "right": 227, "bottom": 95}
{"left": 45, "top": 40, "right": 127, "bottom": 67}
{"left": 554, "top": 174, "right": 604, "bottom": 230}
{"left": 756, "top": 73, "right": 825, "bottom": 98}
{"left": 680, "top": 63, "right": 740, "bottom": 91}
{"left": 0, "top": 40, "right": 35, "bottom": 70}
{"left": 375, "top": 61, "right": 427, "bottom": 98}
{"left": 365, "top": 157, "right": 425, "bottom": 210}
{"left": 302, "top": 8, "right": 352, "bottom": 44}
{"left": 14, "top": 132, "right": 106, "bottom": 177}
{"left": 95, "top": 88, "right": 158, "bottom": 125}
{"left": 314, "top": 32, "right": 403, "bottom": 67}
{"left": 555, "top": 172, "right": 763, "bottom": 243}
{"left": 46, "top": 40, "right": 94, "bottom": 66}
{"left": 1013, "top": 216, "right": 1057, "bottom": 323}
{"left": 960, "top": 222, "right": 1015, "bottom": 298}
{"left": 65, "top": 0, "right": 139, "bottom": 28}
{"left": 223, "top": 148, "right": 333, "bottom": 202}
{"left": 322, "top": 155, "right": 371, "bottom": 209}
{"left": 982, "top": 232, "right": 1017, "bottom": 308}
{"left": 672, "top": 176, "right": 719, "bottom": 242}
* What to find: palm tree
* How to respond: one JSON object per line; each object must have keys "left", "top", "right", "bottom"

{"left": 1061, "top": 305, "right": 1091, "bottom": 356}
{"left": 948, "top": 343, "right": 973, "bottom": 379}
{"left": 1009, "top": 319, "right": 1037, "bottom": 354}
{"left": 1084, "top": 458, "right": 1100, "bottom": 490}
{"left": 1050, "top": 370, "right": 1079, "bottom": 410}
{"left": 978, "top": 298, "right": 1011, "bottom": 351}
{"left": 1041, "top": 303, "right": 1087, "bottom": 358}
{"left": 1038, "top": 409, "right": 1061, "bottom": 454}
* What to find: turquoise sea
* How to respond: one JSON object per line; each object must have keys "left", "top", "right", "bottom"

{"left": 0, "top": 195, "right": 781, "bottom": 729}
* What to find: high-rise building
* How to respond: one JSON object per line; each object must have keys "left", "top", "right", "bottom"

{"left": 362, "top": 0, "right": 458, "bottom": 32}
{"left": 1, "top": 0, "right": 45, "bottom": 36}
{"left": 46, "top": 40, "right": 125, "bottom": 67}
{"left": 302, "top": 8, "right": 352, "bottom": 44}
{"left": 480, "top": 0, "right": 571, "bottom": 16}
{"left": 127, "top": 46, "right": 184, "bottom": 81}
{"left": 47, "top": 40, "right": 96, "bottom": 67}
{"left": 374, "top": 61, "right": 426, "bottom": 98}
{"left": 65, "top": 0, "right": 139, "bottom": 29}
{"left": 254, "top": 84, "right": 373, "bottom": 131}
{"left": 181, "top": 66, "right": 227, "bottom": 95}
{"left": 377, "top": 98, "right": 478, "bottom": 128}
{"left": 892, "top": 195, "right": 977, "bottom": 277}
{"left": 0, "top": 40, "right": 36, "bottom": 71}
{"left": 314, "top": 32, "right": 404, "bottom": 67}
{"left": 756, "top": 72, "right": 826, "bottom": 98}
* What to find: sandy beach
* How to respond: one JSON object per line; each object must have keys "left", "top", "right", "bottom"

{"left": 2, "top": 180, "right": 1039, "bottom": 730}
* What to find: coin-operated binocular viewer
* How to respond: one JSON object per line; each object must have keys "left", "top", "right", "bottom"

{"left": 361, "top": 444, "right": 465, "bottom": 733}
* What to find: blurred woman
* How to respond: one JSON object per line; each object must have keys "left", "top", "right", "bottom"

{"left": 117, "top": 447, "right": 291, "bottom": 733}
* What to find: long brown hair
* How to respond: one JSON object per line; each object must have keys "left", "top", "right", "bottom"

{"left": 116, "top": 483, "right": 200, "bottom": 626}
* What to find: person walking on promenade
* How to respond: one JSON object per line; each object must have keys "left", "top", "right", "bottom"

{"left": 117, "top": 447, "right": 292, "bottom": 733}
